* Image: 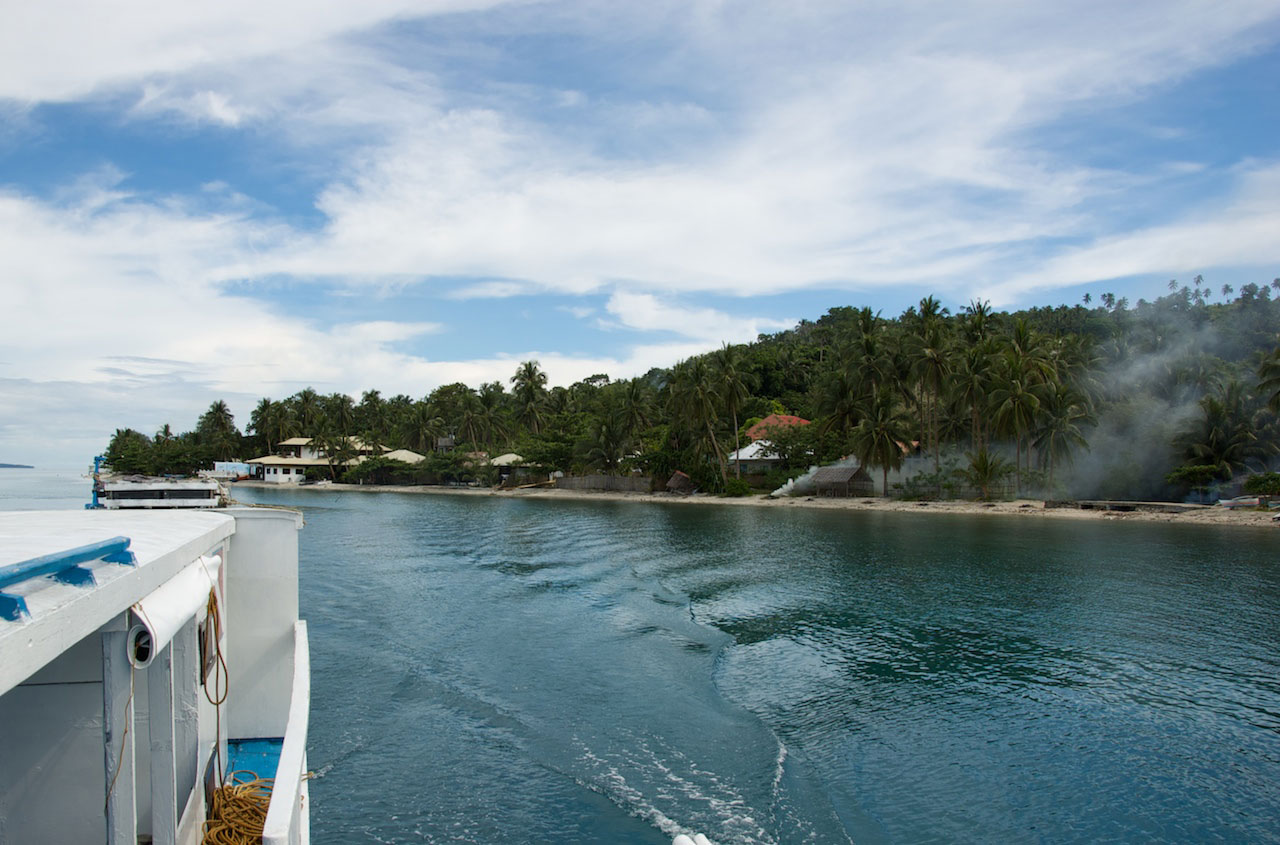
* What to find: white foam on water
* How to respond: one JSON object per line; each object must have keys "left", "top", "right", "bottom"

{"left": 574, "top": 739, "right": 777, "bottom": 844}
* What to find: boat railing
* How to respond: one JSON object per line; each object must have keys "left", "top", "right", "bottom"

{"left": 0, "top": 536, "right": 136, "bottom": 621}
{"left": 262, "top": 619, "right": 311, "bottom": 845}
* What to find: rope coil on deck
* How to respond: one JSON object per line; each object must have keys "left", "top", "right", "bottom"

{"left": 202, "top": 771, "right": 274, "bottom": 844}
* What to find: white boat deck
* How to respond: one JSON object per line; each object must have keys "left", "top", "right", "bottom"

{"left": 0, "top": 510, "right": 235, "bottom": 696}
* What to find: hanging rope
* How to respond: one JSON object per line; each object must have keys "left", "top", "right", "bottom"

{"left": 200, "top": 588, "right": 276, "bottom": 845}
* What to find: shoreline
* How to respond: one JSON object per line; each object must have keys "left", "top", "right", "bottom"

{"left": 229, "top": 481, "right": 1280, "bottom": 529}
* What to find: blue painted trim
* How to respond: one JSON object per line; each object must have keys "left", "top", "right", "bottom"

{"left": 85, "top": 455, "right": 105, "bottom": 510}
{"left": 0, "top": 536, "right": 135, "bottom": 593}
{"left": 52, "top": 565, "right": 97, "bottom": 587}
{"left": 0, "top": 593, "right": 28, "bottom": 622}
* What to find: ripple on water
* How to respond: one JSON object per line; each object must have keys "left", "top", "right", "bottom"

{"left": 231, "top": 488, "right": 1280, "bottom": 844}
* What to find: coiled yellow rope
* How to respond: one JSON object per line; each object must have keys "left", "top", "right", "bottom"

{"left": 202, "top": 770, "right": 274, "bottom": 844}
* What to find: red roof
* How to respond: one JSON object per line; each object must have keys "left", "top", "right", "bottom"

{"left": 745, "top": 414, "right": 810, "bottom": 441}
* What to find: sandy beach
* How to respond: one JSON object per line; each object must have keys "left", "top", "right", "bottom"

{"left": 230, "top": 481, "right": 1280, "bottom": 529}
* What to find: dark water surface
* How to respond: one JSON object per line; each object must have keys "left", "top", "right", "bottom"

{"left": 224, "top": 486, "right": 1280, "bottom": 844}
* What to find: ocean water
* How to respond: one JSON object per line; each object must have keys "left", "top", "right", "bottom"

{"left": 5, "top": 472, "right": 1280, "bottom": 842}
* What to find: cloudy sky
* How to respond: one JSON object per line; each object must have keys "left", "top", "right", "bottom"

{"left": 3, "top": 1, "right": 1280, "bottom": 467}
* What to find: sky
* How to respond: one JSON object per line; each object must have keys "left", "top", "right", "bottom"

{"left": 3, "top": 1, "right": 1280, "bottom": 468}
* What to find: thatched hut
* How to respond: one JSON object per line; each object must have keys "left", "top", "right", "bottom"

{"left": 812, "top": 465, "right": 874, "bottom": 497}
{"left": 666, "top": 470, "right": 696, "bottom": 494}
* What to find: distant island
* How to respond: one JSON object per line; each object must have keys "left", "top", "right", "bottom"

{"left": 0, "top": 463, "right": 34, "bottom": 469}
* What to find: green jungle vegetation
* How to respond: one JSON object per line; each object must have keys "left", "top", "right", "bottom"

{"left": 104, "top": 278, "right": 1280, "bottom": 501}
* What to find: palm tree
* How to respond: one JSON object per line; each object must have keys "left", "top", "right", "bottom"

{"left": 953, "top": 340, "right": 996, "bottom": 451}
{"left": 247, "top": 398, "right": 275, "bottom": 454}
{"left": 850, "top": 387, "right": 911, "bottom": 497}
{"left": 448, "top": 392, "right": 478, "bottom": 446}
{"left": 962, "top": 450, "right": 1014, "bottom": 500}
{"left": 1178, "top": 380, "right": 1269, "bottom": 478}
{"left": 357, "top": 390, "right": 389, "bottom": 446}
{"left": 1257, "top": 346, "right": 1280, "bottom": 412}
{"left": 266, "top": 402, "right": 299, "bottom": 453}
{"left": 712, "top": 344, "right": 754, "bottom": 477}
{"left": 583, "top": 416, "right": 628, "bottom": 474}
{"left": 1032, "top": 383, "right": 1095, "bottom": 491}
{"left": 326, "top": 393, "right": 356, "bottom": 436}
{"left": 616, "top": 378, "right": 653, "bottom": 444}
{"left": 668, "top": 358, "right": 729, "bottom": 487}
{"left": 816, "top": 368, "right": 863, "bottom": 437}
{"left": 294, "top": 388, "right": 322, "bottom": 433}
{"left": 401, "top": 402, "right": 445, "bottom": 454}
{"left": 989, "top": 363, "right": 1043, "bottom": 493}
{"left": 908, "top": 305, "right": 951, "bottom": 476}
{"left": 963, "top": 300, "right": 994, "bottom": 344}
{"left": 511, "top": 361, "right": 549, "bottom": 434}
{"left": 197, "top": 400, "right": 240, "bottom": 462}
{"left": 476, "top": 381, "right": 510, "bottom": 449}
{"left": 308, "top": 427, "right": 340, "bottom": 479}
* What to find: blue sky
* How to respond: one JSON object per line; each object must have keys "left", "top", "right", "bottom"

{"left": 2, "top": 0, "right": 1280, "bottom": 467}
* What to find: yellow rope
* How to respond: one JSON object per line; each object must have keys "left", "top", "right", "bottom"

{"left": 202, "top": 770, "right": 274, "bottom": 845}
{"left": 198, "top": 590, "right": 277, "bottom": 845}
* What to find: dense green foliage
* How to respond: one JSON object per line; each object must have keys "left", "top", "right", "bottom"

{"left": 1241, "top": 472, "right": 1280, "bottom": 496}
{"left": 104, "top": 278, "right": 1280, "bottom": 499}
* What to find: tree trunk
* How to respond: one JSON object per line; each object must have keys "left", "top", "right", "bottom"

{"left": 1014, "top": 436, "right": 1022, "bottom": 494}
{"left": 706, "top": 419, "right": 728, "bottom": 487}
{"left": 733, "top": 410, "right": 741, "bottom": 479}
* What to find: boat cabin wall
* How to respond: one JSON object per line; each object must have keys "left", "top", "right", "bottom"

{"left": 0, "top": 609, "right": 224, "bottom": 845}
{"left": 0, "top": 633, "right": 107, "bottom": 843}
{"left": 221, "top": 507, "right": 303, "bottom": 740}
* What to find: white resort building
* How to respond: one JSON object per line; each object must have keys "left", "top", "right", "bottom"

{"left": 247, "top": 436, "right": 394, "bottom": 484}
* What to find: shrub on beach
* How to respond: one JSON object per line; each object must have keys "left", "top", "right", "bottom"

{"left": 1242, "top": 472, "right": 1280, "bottom": 495}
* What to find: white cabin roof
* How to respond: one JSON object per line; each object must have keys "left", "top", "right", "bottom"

{"left": 726, "top": 440, "right": 780, "bottom": 462}
{"left": 0, "top": 510, "right": 236, "bottom": 696}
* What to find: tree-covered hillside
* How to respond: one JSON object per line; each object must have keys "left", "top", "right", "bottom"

{"left": 105, "top": 279, "right": 1280, "bottom": 500}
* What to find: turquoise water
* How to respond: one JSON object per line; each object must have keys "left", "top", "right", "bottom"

{"left": 5, "top": 472, "right": 1280, "bottom": 842}
{"left": 235, "top": 486, "right": 1280, "bottom": 844}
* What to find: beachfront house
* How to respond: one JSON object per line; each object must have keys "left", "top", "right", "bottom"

{"left": 490, "top": 452, "right": 530, "bottom": 486}
{"left": 247, "top": 436, "right": 387, "bottom": 484}
{"left": 727, "top": 415, "right": 813, "bottom": 482}
{"left": 725, "top": 441, "right": 782, "bottom": 475}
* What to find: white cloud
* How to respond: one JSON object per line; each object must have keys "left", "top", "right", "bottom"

{"left": 4, "top": 1, "right": 1280, "bottom": 464}
{"left": 0, "top": 0, "right": 520, "bottom": 103}
{"left": 983, "top": 161, "right": 1280, "bottom": 303}
{"left": 603, "top": 291, "right": 793, "bottom": 345}
{"left": 445, "top": 280, "right": 529, "bottom": 299}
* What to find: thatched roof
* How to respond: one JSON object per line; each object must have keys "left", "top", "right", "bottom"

{"left": 811, "top": 465, "right": 868, "bottom": 484}
{"left": 666, "top": 470, "right": 696, "bottom": 492}
{"left": 382, "top": 449, "right": 427, "bottom": 464}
